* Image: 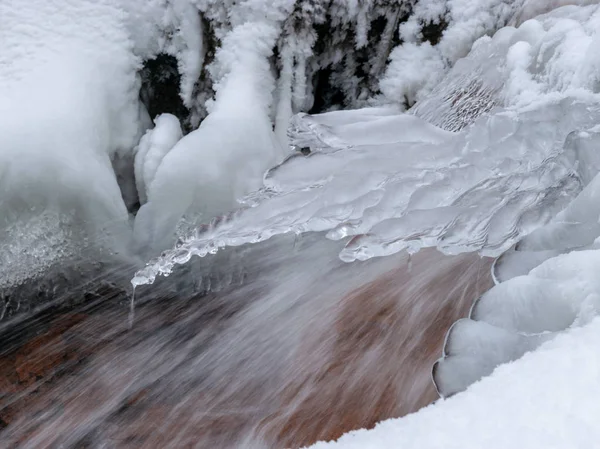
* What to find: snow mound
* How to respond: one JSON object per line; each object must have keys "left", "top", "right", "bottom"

{"left": 0, "top": 0, "right": 147, "bottom": 291}
{"left": 435, "top": 157, "right": 600, "bottom": 396}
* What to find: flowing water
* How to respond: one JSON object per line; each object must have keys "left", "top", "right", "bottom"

{"left": 0, "top": 232, "right": 491, "bottom": 448}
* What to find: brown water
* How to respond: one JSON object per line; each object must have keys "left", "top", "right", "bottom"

{"left": 0, "top": 236, "right": 492, "bottom": 448}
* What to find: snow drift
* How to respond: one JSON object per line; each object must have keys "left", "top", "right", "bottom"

{"left": 0, "top": 0, "right": 145, "bottom": 293}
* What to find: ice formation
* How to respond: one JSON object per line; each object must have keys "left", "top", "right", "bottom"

{"left": 133, "top": 15, "right": 288, "bottom": 252}
{"left": 0, "top": 0, "right": 536, "bottom": 293}
{"left": 129, "top": 6, "right": 600, "bottom": 435}
{"left": 134, "top": 3, "right": 600, "bottom": 286}
{"left": 134, "top": 113, "right": 184, "bottom": 206}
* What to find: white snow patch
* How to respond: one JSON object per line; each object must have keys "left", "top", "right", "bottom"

{"left": 133, "top": 21, "right": 284, "bottom": 252}
{"left": 134, "top": 113, "right": 183, "bottom": 205}
{"left": 0, "top": 0, "right": 146, "bottom": 289}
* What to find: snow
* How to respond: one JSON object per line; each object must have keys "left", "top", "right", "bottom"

{"left": 134, "top": 113, "right": 183, "bottom": 205}
{"left": 133, "top": 20, "right": 286, "bottom": 253}
{"left": 307, "top": 316, "right": 600, "bottom": 449}
{"left": 0, "top": 0, "right": 146, "bottom": 290}
{"left": 123, "top": 0, "right": 204, "bottom": 108}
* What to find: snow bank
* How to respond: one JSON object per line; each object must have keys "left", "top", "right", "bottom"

{"left": 0, "top": 0, "right": 147, "bottom": 290}
{"left": 307, "top": 316, "right": 600, "bottom": 449}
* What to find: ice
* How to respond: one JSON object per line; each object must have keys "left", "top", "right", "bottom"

{"left": 437, "top": 151, "right": 600, "bottom": 394}
{"left": 133, "top": 21, "right": 284, "bottom": 253}
{"left": 134, "top": 113, "right": 183, "bottom": 205}
{"left": 436, "top": 163, "right": 600, "bottom": 395}
{"left": 132, "top": 99, "right": 597, "bottom": 286}
{"left": 132, "top": 4, "right": 600, "bottom": 287}
{"left": 433, "top": 319, "right": 552, "bottom": 397}
{"left": 493, "top": 130, "right": 600, "bottom": 282}
{"left": 435, "top": 246, "right": 600, "bottom": 397}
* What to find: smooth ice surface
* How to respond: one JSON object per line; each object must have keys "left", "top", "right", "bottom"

{"left": 308, "top": 317, "right": 600, "bottom": 449}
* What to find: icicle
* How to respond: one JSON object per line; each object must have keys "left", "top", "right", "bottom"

{"left": 129, "top": 286, "right": 136, "bottom": 329}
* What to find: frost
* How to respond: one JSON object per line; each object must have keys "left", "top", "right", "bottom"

{"left": 380, "top": 42, "right": 447, "bottom": 109}
{"left": 380, "top": 0, "right": 518, "bottom": 108}
{"left": 123, "top": 0, "right": 204, "bottom": 108}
